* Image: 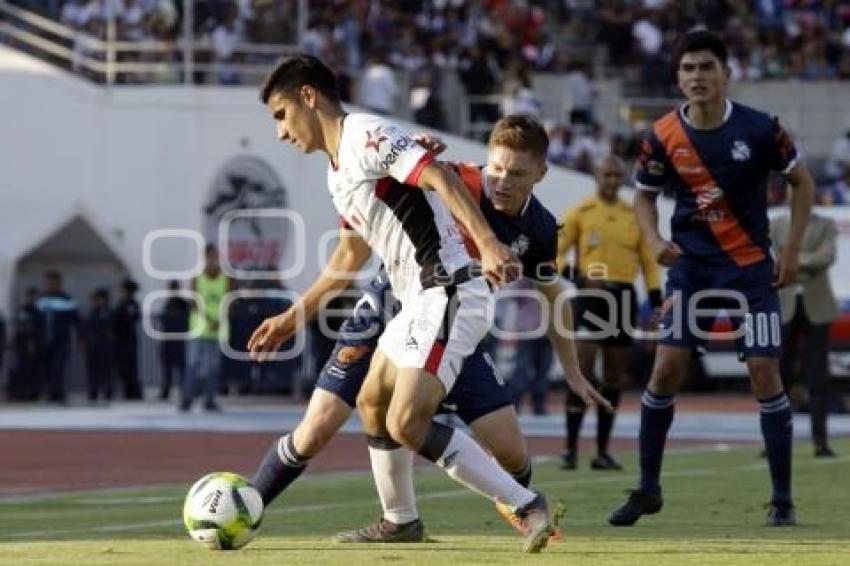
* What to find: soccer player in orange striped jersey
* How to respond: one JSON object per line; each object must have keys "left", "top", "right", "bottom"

{"left": 608, "top": 30, "right": 815, "bottom": 528}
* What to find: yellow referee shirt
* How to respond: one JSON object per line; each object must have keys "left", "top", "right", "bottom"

{"left": 557, "top": 195, "right": 661, "bottom": 292}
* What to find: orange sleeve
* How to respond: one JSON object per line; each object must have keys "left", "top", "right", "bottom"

{"left": 449, "top": 162, "right": 485, "bottom": 259}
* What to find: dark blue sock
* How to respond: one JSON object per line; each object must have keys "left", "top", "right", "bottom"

{"left": 759, "top": 393, "right": 793, "bottom": 505}
{"left": 638, "top": 390, "right": 675, "bottom": 494}
{"left": 251, "top": 433, "right": 309, "bottom": 506}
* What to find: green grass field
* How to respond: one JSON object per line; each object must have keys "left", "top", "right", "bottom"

{"left": 3, "top": 439, "right": 850, "bottom": 565}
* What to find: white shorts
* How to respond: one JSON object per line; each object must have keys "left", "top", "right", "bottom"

{"left": 377, "top": 277, "right": 492, "bottom": 393}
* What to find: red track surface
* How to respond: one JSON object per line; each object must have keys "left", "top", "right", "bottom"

{"left": 0, "top": 393, "right": 766, "bottom": 496}
{"left": 0, "top": 428, "right": 735, "bottom": 496}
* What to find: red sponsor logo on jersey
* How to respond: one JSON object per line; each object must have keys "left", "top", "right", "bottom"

{"left": 365, "top": 127, "right": 388, "bottom": 153}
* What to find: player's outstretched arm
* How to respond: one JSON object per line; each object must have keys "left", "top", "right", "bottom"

{"left": 774, "top": 162, "right": 815, "bottom": 288}
{"left": 536, "top": 278, "right": 613, "bottom": 412}
{"left": 248, "top": 229, "right": 371, "bottom": 361}
{"left": 417, "top": 162, "right": 520, "bottom": 287}
{"left": 633, "top": 189, "right": 682, "bottom": 267}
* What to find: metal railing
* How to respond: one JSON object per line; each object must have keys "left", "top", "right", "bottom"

{"left": 0, "top": 0, "right": 302, "bottom": 85}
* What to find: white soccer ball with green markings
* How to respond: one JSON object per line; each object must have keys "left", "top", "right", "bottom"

{"left": 183, "top": 472, "right": 264, "bottom": 550}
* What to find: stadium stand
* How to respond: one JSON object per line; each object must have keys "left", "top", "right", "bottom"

{"left": 4, "top": 0, "right": 848, "bottom": 185}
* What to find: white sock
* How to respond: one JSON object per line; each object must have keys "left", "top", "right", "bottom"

{"left": 368, "top": 445, "right": 419, "bottom": 524}
{"left": 436, "top": 428, "right": 536, "bottom": 510}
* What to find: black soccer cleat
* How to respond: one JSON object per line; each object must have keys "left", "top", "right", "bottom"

{"left": 814, "top": 445, "right": 837, "bottom": 458}
{"left": 334, "top": 518, "right": 426, "bottom": 543}
{"left": 766, "top": 502, "right": 797, "bottom": 526}
{"left": 559, "top": 451, "right": 577, "bottom": 470}
{"left": 591, "top": 453, "right": 623, "bottom": 471}
{"left": 608, "top": 489, "right": 663, "bottom": 526}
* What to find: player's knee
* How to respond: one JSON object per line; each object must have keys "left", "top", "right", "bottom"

{"left": 386, "top": 408, "right": 428, "bottom": 450}
{"left": 355, "top": 385, "right": 382, "bottom": 415}
{"left": 356, "top": 391, "right": 382, "bottom": 430}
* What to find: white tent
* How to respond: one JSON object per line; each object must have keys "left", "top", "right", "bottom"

{"left": 0, "top": 201, "right": 134, "bottom": 319}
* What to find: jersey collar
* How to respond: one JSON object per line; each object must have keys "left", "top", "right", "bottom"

{"left": 678, "top": 98, "right": 733, "bottom": 129}
{"left": 329, "top": 114, "right": 349, "bottom": 172}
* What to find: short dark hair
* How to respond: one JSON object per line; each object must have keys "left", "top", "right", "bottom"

{"left": 675, "top": 30, "right": 728, "bottom": 68}
{"left": 488, "top": 114, "right": 549, "bottom": 160}
{"left": 260, "top": 53, "right": 341, "bottom": 105}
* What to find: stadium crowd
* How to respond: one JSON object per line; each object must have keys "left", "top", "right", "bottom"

{"left": 596, "top": 1, "right": 850, "bottom": 88}
{"left": 10, "top": 1, "right": 850, "bottom": 84}
{"left": 7, "top": 1, "right": 849, "bottom": 197}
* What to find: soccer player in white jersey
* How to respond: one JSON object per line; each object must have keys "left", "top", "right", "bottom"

{"left": 248, "top": 54, "right": 555, "bottom": 552}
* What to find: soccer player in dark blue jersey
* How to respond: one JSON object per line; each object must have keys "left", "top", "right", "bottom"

{"left": 608, "top": 31, "right": 815, "bottom": 527}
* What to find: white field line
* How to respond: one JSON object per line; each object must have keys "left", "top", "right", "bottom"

{"left": 5, "top": 453, "right": 849, "bottom": 541}
{"left": 73, "top": 496, "right": 178, "bottom": 505}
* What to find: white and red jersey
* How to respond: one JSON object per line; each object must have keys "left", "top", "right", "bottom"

{"left": 328, "top": 113, "right": 471, "bottom": 302}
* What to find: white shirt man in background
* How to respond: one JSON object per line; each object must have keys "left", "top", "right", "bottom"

{"left": 357, "top": 54, "right": 399, "bottom": 115}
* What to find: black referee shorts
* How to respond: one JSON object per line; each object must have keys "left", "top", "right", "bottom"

{"left": 572, "top": 280, "right": 637, "bottom": 347}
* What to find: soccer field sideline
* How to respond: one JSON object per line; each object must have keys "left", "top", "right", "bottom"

{"left": 5, "top": 444, "right": 849, "bottom": 541}
{"left": 3, "top": 401, "right": 849, "bottom": 442}
{"left": 3, "top": 439, "right": 849, "bottom": 566}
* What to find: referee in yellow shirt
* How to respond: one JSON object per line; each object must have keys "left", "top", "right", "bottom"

{"left": 557, "top": 156, "right": 662, "bottom": 470}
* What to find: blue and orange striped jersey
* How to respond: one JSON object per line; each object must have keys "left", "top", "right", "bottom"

{"left": 449, "top": 162, "right": 559, "bottom": 283}
{"left": 634, "top": 99, "right": 798, "bottom": 268}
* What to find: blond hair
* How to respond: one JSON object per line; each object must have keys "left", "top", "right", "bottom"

{"left": 488, "top": 114, "right": 549, "bottom": 159}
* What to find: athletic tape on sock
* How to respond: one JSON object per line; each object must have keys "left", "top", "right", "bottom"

{"left": 417, "top": 421, "right": 454, "bottom": 463}
{"left": 368, "top": 435, "right": 403, "bottom": 450}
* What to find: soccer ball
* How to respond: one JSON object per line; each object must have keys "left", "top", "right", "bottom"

{"left": 182, "top": 472, "right": 264, "bottom": 550}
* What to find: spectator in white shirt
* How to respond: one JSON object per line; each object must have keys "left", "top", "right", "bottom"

{"left": 501, "top": 68, "right": 541, "bottom": 117}
{"left": 357, "top": 54, "right": 399, "bottom": 115}
{"left": 212, "top": 2, "right": 243, "bottom": 85}
{"left": 825, "top": 129, "right": 850, "bottom": 181}
{"left": 818, "top": 166, "right": 850, "bottom": 206}
{"left": 564, "top": 60, "right": 596, "bottom": 125}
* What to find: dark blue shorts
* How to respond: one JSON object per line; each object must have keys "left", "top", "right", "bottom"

{"left": 658, "top": 258, "right": 782, "bottom": 358}
{"left": 316, "top": 294, "right": 512, "bottom": 425}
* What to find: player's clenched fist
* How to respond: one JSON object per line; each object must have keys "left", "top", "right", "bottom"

{"left": 413, "top": 133, "right": 447, "bottom": 156}
{"left": 481, "top": 237, "right": 521, "bottom": 288}
{"left": 650, "top": 238, "right": 683, "bottom": 267}
{"left": 247, "top": 309, "right": 298, "bottom": 362}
